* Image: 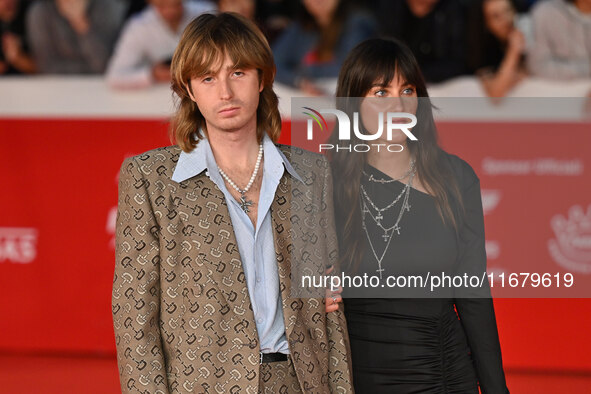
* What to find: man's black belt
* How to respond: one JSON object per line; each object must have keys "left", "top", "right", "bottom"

{"left": 260, "top": 352, "right": 288, "bottom": 363}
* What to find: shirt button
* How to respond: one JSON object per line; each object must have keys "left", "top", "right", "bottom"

{"left": 257, "top": 318, "right": 264, "bottom": 324}
{"left": 256, "top": 277, "right": 261, "bottom": 283}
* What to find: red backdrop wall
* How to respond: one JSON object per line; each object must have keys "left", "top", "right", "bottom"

{"left": 0, "top": 118, "right": 589, "bottom": 372}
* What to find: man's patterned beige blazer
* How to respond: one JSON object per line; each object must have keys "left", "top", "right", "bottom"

{"left": 112, "top": 144, "right": 353, "bottom": 393}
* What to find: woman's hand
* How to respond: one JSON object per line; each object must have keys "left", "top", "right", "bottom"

{"left": 507, "top": 29, "right": 525, "bottom": 56}
{"left": 1, "top": 33, "right": 36, "bottom": 73}
{"left": 325, "top": 265, "right": 343, "bottom": 313}
{"left": 2, "top": 34, "right": 22, "bottom": 64}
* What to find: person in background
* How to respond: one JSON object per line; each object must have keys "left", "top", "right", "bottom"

{"left": 124, "top": 0, "right": 148, "bottom": 19}
{"left": 468, "top": 0, "right": 530, "bottom": 97}
{"left": 513, "top": 0, "right": 540, "bottom": 11}
{"left": 0, "top": 0, "right": 35, "bottom": 74}
{"left": 106, "top": 0, "right": 215, "bottom": 88}
{"left": 370, "top": 0, "right": 469, "bottom": 83}
{"left": 218, "top": 0, "right": 296, "bottom": 46}
{"left": 218, "top": 0, "right": 254, "bottom": 19}
{"left": 254, "top": 0, "right": 296, "bottom": 45}
{"left": 528, "top": 0, "right": 591, "bottom": 79}
{"left": 26, "top": 0, "right": 124, "bottom": 74}
{"left": 272, "top": 0, "right": 376, "bottom": 96}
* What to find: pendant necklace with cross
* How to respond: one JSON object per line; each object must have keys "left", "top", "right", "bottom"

{"left": 218, "top": 144, "right": 263, "bottom": 214}
{"left": 239, "top": 194, "right": 253, "bottom": 213}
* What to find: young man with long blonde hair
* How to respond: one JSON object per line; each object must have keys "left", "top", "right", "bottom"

{"left": 112, "top": 12, "right": 352, "bottom": 393}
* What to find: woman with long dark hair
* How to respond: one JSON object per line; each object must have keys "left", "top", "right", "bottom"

{"left": 328, "top": 38, "right": 510, "bottom": 393}
{"left": 467, "top": 0, "right": 529, "bottom": 97}
{"left": 272, "top": 0, "right": 375, "bottom": 96}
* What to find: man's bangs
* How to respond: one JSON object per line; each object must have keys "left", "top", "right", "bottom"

{"left": 186, "top": 41, "right": 261, "bottom": 79}
{"left": 224, "top": 40, "right": 261, "bottom": 71}
{"left": 183, "top": 40, "right": 222, "bottom": 78}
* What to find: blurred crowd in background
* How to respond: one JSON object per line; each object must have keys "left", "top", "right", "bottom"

{"left": 1, "top": 0, "right": 590, "bottom": 98}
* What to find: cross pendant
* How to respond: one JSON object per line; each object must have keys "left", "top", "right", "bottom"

{"left": 375, "top": 212, "right": 383, "bottom": 225}
{"left": 239, "top": 194, "right": 253, "bottom": 213}
{"left": 376, "top": 267, "right": 384, "bottom": 279}
{"left": 382, "top": 231, "right": 389, "bottom": 242}
{"left": 394, "top": 225, "right": 401, "bottom": 235}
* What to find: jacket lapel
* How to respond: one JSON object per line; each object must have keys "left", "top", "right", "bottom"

{"left": 178, "top": 168, "right": 302, "bottom": 345}
{"left": 271, "top": 173, "right": 299, "bottom": 340}
{"left": 177, "top": 173, "right": 258, "bottom": 335}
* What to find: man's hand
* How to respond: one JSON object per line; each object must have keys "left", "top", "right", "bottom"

{"left": 56, "top": 0, "right": 90, "bottom": 34}
{"left": 152, "top": 62, "right": 172, "bottom": 83}
{"left": 325, "top": 265, "right": 342, "bottom": 313}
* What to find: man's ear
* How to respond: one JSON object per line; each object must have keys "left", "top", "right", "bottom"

{"left": 186, "top": 80, "right": 197, "bottom": 103}
{"left": 258, "top": 70, "right": 264, "bottom": 93}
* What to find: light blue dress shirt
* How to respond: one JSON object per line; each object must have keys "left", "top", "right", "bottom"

{"left": 171, "top": 133, "right": 303, "bottom": 354}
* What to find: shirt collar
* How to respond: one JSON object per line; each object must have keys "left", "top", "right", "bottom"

{"left": 171, "top": 132, "right": 303, "bottom": 184}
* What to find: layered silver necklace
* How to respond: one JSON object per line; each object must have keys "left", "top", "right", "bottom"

{"left": 218, "top": 144, "right": 263, "bottom": 213}
{"left": 360, "top": 160, "right": 415, "bottom": 279}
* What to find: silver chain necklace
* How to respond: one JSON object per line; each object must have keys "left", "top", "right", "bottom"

{"left": 360, "top": 163, "right": 415, "bottom": 279}
{"left": 362, "top": 159, "right": 415, "bottom": 184}
{"left": 218, "top": 144, "right": 263, "bottom": 213}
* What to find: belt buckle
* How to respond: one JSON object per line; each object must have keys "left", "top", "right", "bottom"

{"left": 260, "top": 352, "right": 263, "bottom": 364}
